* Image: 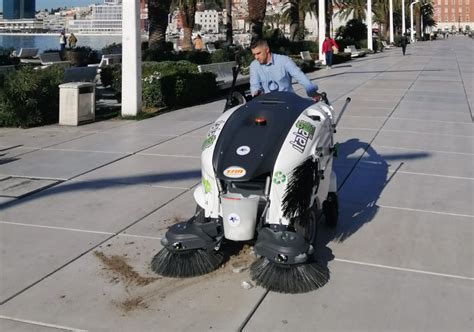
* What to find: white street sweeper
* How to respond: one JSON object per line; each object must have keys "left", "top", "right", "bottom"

{"left": 151, "top": 88, "right": 350, "bottom": 294}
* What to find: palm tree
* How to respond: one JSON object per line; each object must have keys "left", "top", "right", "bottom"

{"left": 248, "top": 0, "right": 267, "bottom": 41}
{"left": 282, "top": 0, "right": 299, "bottom": 41}
{"left": 335, "top": 0, "right": 367, "bottom": 21}
{"left": 178, "top": 0, "right": 197, "bottom": 50}
{"left": 147, "top": 0, "right": 173, "bottom": 48}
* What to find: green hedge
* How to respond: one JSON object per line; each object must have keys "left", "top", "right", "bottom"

{"left": 102, "top": 61, "right": 217, "bottom": 109}
{"left": 0, "top": 66, "right": 64, "bottom": 127}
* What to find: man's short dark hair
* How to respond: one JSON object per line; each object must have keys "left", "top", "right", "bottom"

{"left": 250, "top": 39, "right": 269, "bottom": 49}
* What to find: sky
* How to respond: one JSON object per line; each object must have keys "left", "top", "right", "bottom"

{"left": 0, "top": 1, "right": 97, "bottom": 11}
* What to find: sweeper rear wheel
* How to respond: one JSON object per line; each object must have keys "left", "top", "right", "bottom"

{"left": 323, "top": 192, "right": 338, "bottom": 228}
{"left": 294, "top": 207, "right": 318, "bottom": 245}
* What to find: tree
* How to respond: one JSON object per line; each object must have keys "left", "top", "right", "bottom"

{"left": 248, "top": 0, "right": 267, "bottom": 41}
{"left": 147, "top": 0, "right": 173, "bottom": 49}
{"left": 178, "top": 0, "right": 197, "bottom": 50}
{"left": 335, "top": 0, "right": 367, "bottom": 21}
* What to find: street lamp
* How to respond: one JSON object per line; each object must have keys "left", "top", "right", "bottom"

{"left": 367, "top": 0, "right": 373, "bottom": 50}
{"left": 402, "top": 0, "right": 406, "bottom": 35}
{"left": 318, "top": 0, "right": 325, "bottom": 63}
{"left": 389, "top": 0, "right": 394, "bottom": 43}
{"left": 410, "top": 0, "right": 419, "bottom": 43}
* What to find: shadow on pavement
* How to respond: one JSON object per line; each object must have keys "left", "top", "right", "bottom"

{"left": 0, "top": 170, "right": 201, "bottom": 211}
{"left": 315, "top": 138, "right": 430, "bottom": 279}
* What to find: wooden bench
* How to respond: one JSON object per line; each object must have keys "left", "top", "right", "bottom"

{"left": 63, "top": 66, "right": 98, "bottom": 83}
{"left": 0, "top": 65, "right": 15, "bottom": 75}
{"left": 206, "top": 43, "right": 217, "bottom": 53}
{"left": 39, "top": 52, "right": 70, "bottom": 67}
{"left": 15, "top": 48, "right": 39, "bottom": 59}
{"left": 198, "top": 61, "right": 249, "bottom": 90}
{"left": 343, "top": 45, "right": 366, "bottom": 58}
{"left": 300, "top": 51, "right": 323, "bottom": 67}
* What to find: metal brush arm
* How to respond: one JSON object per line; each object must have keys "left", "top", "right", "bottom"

{"left": 334, "top": 97, "right": 352, "bottom": 128}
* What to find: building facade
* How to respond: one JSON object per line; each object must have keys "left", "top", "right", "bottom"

{"left": 68, "top": 0, "right": 147, "bottom": 34}
{"left": 434, "top": 0, "right": 474, "bottom": 31}
{"left": 3, "top": 0, "right": 36, "bottom": 19}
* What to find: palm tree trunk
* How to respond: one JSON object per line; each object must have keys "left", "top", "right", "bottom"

{"left": 226, "top": 0, "right": 233, "bottom": 44}
{"left": 148, "top": 0, "right": 172, "bottom": 49}
{"left": 180, "top": 0, "right": 197, "bottom": 51}
{"left": 298, "top": 6, "right": 305, "bottom": 41}
{"left": 415, "top": 5, "right": 421, "bottom": 40}
{"left": 248, "top": 0, "right": 266, "bottom": 41}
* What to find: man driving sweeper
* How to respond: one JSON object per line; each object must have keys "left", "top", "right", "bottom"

{"left": 249, "top": 39, "right": 319, "bottom": 99}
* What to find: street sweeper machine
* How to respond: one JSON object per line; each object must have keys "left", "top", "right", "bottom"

{"left": 151, "top": 88, "right": 351, "bottom": 294}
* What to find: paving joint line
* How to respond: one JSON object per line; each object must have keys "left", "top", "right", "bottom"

{"left": 334, "top": 258, "right": 474, "bottom": 281}
{"left": 0, "top": 186, "right": 194, "bottom": 306}
{"left": 0, "top": 315, "right": 86, "bottom": 332}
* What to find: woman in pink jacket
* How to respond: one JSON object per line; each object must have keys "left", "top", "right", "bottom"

{"left": 321, "top": 34, "right": 339, "bottom": 69}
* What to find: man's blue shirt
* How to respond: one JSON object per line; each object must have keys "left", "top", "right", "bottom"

{"left": 249, "top": 53, "right": 318, "bottom": 97}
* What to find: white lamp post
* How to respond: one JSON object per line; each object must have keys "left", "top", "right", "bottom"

{"left": 389, "top": 0, "right": 394, "bottom": 43}
{"left": 410, "top": 0, "right": 419, "bottom": 43}
{"left": 402, "top": 0, "right": 406, "bottom": 35}
{"left": 318, "top": 0, "right": 325, "bottom": 63}
{"left": 122, "top": 0, "right": 142, "bottom": 116}
{"left": 367, "top": 0, "right": 373, "bottom": 50}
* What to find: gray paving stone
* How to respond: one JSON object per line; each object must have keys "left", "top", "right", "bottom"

{"left": 0, "top": 318, "right": 70, "bottom": 332}
{"left": 337, "top": 115, "right": 386, "bottom": 130}
{"left": 0, "top": 223, "right": 108, "bottom": 303}
{"left": 359, "top": 144, "right": 474, "bottom": 178}
{"left": 47, "top": 132, "right": 172, "bottom": 154}
{"left": 74, "top": 154, "right": 201, "bottom": 189}
{"left": 383, "top": 117, "right": 473, "bottom": 136}
{"left": 0, "top": 129, "right": 91, "bottom": 149}
{"left": 338, "top": 167, "right": 474, "bottom": 216}
{"left": 0, "top": 181, "right": 184, "bottom": 232}
{"left": 391, "top": 108, "right": 473, "bottom": 123}
{"left": 0, "top": 177, "right": 59, "bottom": 198}
{"left": 0, "top": 149, "right": 126, "bottom": 180}
{"left": 138, "top": 135, "right": 203, "bottom": 158}
{"left": 0, "top": 236, "right": 265, "bottom": 331}
{"left": 124, "top": 190, "right": 196, "bottom": 237}
{"left": 37, "top": 120, "right": 134, "bottom": 134}
{"left": 373, "top": 130, "right": 473, "bottom": 154}
{"left": 397, "top": 100, "right": 470, "bottom": 113}
{"left": 103, "top": 118, "right": 210, "bottom": 136}
{"left": 244, "top": 261, "right": 473, "bottom": 331}
{"left": 0, "top": 146, "right": 38, "bottom": 160}
{"left": 321, "top": 204, "right": 474, "bottom": 277}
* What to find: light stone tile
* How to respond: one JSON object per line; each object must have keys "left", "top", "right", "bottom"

{"left": 338, "top": 167, "right": 474, "bottom": 216}
{"left": 74, "top": 154, "right": 201, "bottom": 189}
{"left": 0, "top": 236, "right": 265, "bottom": 331}
{"left": 0, "top": 181, "right": 184, "bottom": 233}
{"left": 319, "top": 204, "right": 474, "bottom": 277}
{"left": 383, "top": 117, "right": 473, "bottom": 136}
{"left": 0, "top": 129, "right": 92, "bottom": 149}
{"left": 244, "top": 261, "right": 473, "bottom": 331}
{"left": 391, "top": 108, "right": 473, "bottom": 123}
{"left": 373, "top": 129, "right": 473, "bottom": 154}
{"left": 139, "top": 135, "right": 204, "bottom": 158}
{"left": 47, "top": 132, "right": 172, "bottom": 154}
{"left": 0, "top": 223, "right": 108, "bottom": 303}
{"left": 0, "top": 149, "right": 127, "bottom": 180}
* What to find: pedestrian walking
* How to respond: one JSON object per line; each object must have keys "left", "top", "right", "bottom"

{"left": 400, "top": 34, "right": 408, "bottom": 55}
{"left": 59, "top": 31, "right": 66, "bottom": 52}
{"left": 321, "top": 34, "right": 339, "bottom": 69}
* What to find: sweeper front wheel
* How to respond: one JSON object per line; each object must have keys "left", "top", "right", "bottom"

{"left": 323, "top": 192, "right": 338, "bottom": 228}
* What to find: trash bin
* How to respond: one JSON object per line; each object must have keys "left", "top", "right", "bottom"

{"left": 59, "top": 82, "right": 95, "bottom": 126}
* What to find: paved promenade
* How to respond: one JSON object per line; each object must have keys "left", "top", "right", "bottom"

{"left": 0, "top": 37, "right": 473, "bottom": 331}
